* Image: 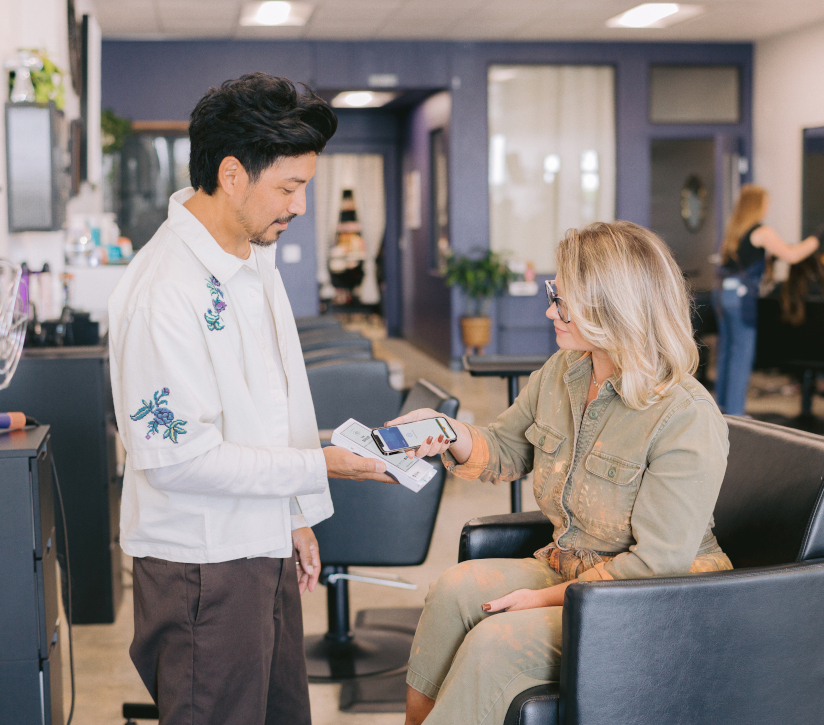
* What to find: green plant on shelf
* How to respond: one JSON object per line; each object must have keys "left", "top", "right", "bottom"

{"left": 444, "top": 248, "right": 516, "bottom": 317}
{"left": 29, "top": 49, "right": 65, "bottom": 109}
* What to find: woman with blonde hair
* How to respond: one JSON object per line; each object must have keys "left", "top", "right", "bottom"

{"left": 715, "top": 184, "right": 820, "bottom": 415}
{"left": 391, "top": 221, "right": 734, "bottom": 725}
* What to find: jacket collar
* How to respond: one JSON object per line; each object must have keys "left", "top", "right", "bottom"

{"left": 166, "top": 188, "right": 246, "bottom": 284}
{"left": 563, "top": 350, "right": 623, "bottom": 396}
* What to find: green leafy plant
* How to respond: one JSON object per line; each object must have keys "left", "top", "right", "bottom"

{"left": 101, "top": 109, "right": 132, "bottom": 154}
{"left": 444, "top": 249, "right": 516, "bottom": 317}
{"left": 29, "top": 50, "right": 65, "bottom": 109}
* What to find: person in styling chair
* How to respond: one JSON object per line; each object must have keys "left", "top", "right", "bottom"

{"left": 390, "top": 221, "right": 736, "bottom": 725}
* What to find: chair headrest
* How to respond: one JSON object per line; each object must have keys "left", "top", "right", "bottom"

{"left": 713, "top": 416, "right": 824, "bottom": 567}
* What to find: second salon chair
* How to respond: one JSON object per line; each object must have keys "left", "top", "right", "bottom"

{"left": 305, "top": 379, "right": 459, "bottom": 681}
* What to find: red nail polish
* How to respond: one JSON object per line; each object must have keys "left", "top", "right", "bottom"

{"left": 482, "top": 604, "right": 491, "bottom": 611}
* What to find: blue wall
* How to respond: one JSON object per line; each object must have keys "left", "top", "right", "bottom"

{"left": 102, "top": 40, "right": 753, "bottom": 362}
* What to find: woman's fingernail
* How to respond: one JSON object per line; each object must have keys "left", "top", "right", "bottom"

{"left": 482, "top": 603, "right": 491, "bottom": 611}
{"left": 427, "top": 436, "right": 433, "bottom": 444}
{"left": 438, "top": 435, "right": 444, "bottom": 442}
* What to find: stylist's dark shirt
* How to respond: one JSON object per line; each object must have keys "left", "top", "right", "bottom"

{"left": 724, "top": 223, "right": 765, "bottom": 272}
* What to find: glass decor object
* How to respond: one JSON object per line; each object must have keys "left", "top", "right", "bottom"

{"left": 650, "top": 66, "right": 740, "bottom": 124}
{"left": 488, "top": 65, "right": 616, "bottom": 273}
{"left": 3, "top": 50, "right": 42, "bottom": 102}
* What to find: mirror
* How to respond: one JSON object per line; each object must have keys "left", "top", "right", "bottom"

{"left": 681, "top": 174, "right": 707, "bottom": 233}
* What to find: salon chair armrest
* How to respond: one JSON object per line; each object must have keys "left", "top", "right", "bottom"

{"left": 559, "top": 559, "right": 824, "bottom": 725}
{"left": 459, "top": 512, "right": 555, "bottom": 563}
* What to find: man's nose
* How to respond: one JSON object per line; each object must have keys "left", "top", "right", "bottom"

{"left": 288, "top": 187, "right": 307, "bottom": 216}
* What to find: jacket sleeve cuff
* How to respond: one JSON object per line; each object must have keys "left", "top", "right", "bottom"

{"left": 441, "top": 424, "right": 489, "bottom": 480}
{"left": 577, "top": 562, "right": 615, "bottom": 582}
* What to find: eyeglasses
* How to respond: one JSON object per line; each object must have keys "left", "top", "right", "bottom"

{"left": 545, "top": 280, "right": 571, "bottom": 323}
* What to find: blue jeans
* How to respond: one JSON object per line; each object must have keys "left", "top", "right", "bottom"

{"left": 714, "top": 287, "right": 757, "bottom": 416}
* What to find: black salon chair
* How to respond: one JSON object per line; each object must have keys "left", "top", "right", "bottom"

{"left": 307, "top": 359, "right": 402, "bottom": 430}
{"left": 305, "top": 379, "right": 460, "bottom": 684}
{"left": 301, "top": 334, "right": 373, "bottom": 355}
{"left": 458, "top": 416, "right": 824, "bottom": 725}
{"left": 303, "top": 346, "right": 372, "bottom": 366}
{"left": 295, "top": 315, "right": 342, "bottom": 332}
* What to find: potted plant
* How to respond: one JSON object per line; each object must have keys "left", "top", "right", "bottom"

{"left": 444, "top": 249, "right": 515, "bottom": 355}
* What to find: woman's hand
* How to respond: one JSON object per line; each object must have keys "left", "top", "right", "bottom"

{"left": 384, "top": 408, "right": 473, "bottom": 462}
{"left": 483, "top": 581, "right": 572, "bottom": 612}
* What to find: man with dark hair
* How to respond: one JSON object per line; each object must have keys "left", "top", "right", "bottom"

{"left": 108, "top": 74, "right": 393, "bottom": 724}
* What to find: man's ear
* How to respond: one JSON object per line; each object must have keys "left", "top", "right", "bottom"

{"left": 216, "top": 156, "right": 248, "bottom": 198}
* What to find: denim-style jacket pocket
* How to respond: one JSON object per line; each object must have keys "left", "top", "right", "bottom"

{"left": 525, "top": 421, "right": 565, "bottom": 500}
{"left": 573, "top": 451, "right": 643, "bottom": 543}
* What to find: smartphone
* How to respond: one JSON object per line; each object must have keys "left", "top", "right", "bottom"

{"left": 372, "top": 417, "right": 457, "bottom": 455}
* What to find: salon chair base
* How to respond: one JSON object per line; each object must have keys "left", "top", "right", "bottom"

{"left": 305, "top": 629, "right": 414, "bottom": 681}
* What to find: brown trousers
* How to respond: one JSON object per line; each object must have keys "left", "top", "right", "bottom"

{"left": 131, "top": 555, "right": 310, "bottom": 725}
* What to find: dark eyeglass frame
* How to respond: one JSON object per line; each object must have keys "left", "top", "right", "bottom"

{"left": 545, "top": 280, "right": 571, "bottom": 324}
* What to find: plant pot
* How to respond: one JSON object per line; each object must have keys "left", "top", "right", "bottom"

{"left": 460, "top": 316, "right": 491, "bottom": 355}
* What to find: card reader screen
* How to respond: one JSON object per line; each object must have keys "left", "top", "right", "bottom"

{"left": 339, "top": 421, "right": 418, "bottom": 472}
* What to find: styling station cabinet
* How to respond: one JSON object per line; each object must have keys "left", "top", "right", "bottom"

{"left": 0, "top": 346, "right": 122, "bottom": 623}
{"left": 0, "top": 426, "right": 63, "bottom": 725}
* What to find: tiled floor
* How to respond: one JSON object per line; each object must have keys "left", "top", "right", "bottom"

{"left": 60, "top": 326, "right": 822, "bottom": 724}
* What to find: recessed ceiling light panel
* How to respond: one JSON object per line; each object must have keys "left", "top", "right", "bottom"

{"left": 331, "top": 91, "right": 398, "bottom": 109}
{"left": 240, "top": 1, "right": 314, "bottom": 27}
{"left": 606, "top": 3, "right": 704, "bottom": 29}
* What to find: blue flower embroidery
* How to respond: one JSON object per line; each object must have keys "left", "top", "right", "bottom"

{"left": 130, "top": 387, "right": 188, "bottom": 443}
{"left": 204, "top": 276, "right": 226, "bottom": 331}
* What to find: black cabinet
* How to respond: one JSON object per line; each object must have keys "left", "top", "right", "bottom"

{"left": 0, "top": 346, "right": 122, "bottom": 623}
{"left": 0, "top": 426, "right": 63, "bottom": 725}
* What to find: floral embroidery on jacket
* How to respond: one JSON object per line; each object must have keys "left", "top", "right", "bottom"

{"left": 204, "top": 275, "right": 227, "bottom": 331}
{"left": 130, "top": 387, "right": 188, "bottom": 443}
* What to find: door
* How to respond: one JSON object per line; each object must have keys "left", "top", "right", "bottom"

{"left": 650, "top": 138, "right": 716, "bottom": 292}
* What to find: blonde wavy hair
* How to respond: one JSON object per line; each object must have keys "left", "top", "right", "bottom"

{"left": 556, "top": 221, "right": 698, "bottom": 410}
{"left": 721, "top": 185, "right": 768, "bottom": 265}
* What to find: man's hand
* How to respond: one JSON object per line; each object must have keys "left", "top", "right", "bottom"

{"left": 292, "top": 527, "right": 321, "bottom": 594}
{"left": 323, "top": 445, "right": 397, "bottom": 484}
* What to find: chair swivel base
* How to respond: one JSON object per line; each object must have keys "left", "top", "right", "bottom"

{"left": 305, "top": 628, "right": 414, "bottom": 681}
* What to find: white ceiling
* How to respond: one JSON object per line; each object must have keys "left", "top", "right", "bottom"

{"left": 91, "top": 0, "right": 824, "bottom": 42}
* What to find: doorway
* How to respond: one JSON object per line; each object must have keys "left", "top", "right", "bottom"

{"left": 650, "top": 138, "right": 716, "bottom": 292}
{"left": 314, "top": 154, "right": 386, "bottom": 316}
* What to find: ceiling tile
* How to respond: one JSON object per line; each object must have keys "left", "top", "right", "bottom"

{"left": 89, "top": 0, "right": 824, "bottom": 42}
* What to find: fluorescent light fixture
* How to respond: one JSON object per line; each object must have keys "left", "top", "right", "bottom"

{"left": 606, "top": 3, "right": 704, "bottom": 29}
{"left": 330, "top": 91, "right": 398, "bottom": 108}
{"left": 240, "top": 1, "right": 314, "bottom": 27}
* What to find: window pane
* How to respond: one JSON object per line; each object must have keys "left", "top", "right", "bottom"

{"left": 650, "top": 66, "right": 740, "bottom": 124}
{"left": 488, "top": 65, "right": 616, "bottom": 273}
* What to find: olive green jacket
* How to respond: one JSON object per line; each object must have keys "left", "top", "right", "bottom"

{"left": 446, "top": 350, "right": 729, "bottom": 581}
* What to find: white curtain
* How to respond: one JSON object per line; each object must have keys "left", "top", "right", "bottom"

{"left": 314, "top": 154, "right": 385, "bottom": 304}
{"left": 488, "top": 65, "right": 616, "bottom": 272}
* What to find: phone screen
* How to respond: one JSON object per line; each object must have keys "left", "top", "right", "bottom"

{"left": 338, "top": 421, "right": 419, "bottom": 472}
{"left": 375, "top": 418, "right": 455, "bottom": 452}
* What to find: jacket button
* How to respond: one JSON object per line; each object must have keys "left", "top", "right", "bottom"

{"left": 605, "top": 382, "right": 612, "bottom": 391}
{"left": 588, "top": 410, "right": 598, "bottom": 420}
{"left": 608, "top": 468, "right": 616, "bottom": 478}
{"left": 538, "top": 436, "right": 546, "bottom": 446}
